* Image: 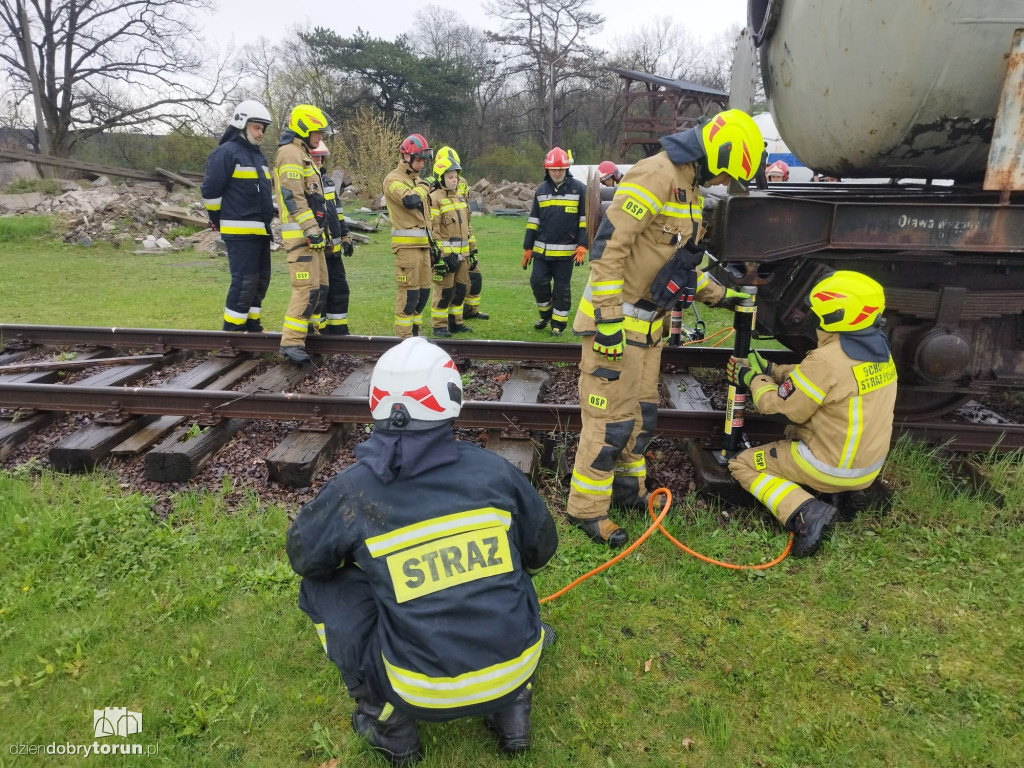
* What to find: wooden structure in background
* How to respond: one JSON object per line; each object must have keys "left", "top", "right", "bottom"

{"left": 611, "top": 67, "right": 729, "bottom": 159}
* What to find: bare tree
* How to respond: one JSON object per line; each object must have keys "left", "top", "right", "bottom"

{"left": 0, "top": 0, "right": 234, "bottom": 156}
{"left": 485, "top": 0, "right": 604, "bottom": 148}
{"left": 610, "top": 17, "right": 699, "bottom": 79}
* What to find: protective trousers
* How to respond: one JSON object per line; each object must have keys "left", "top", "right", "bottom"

{"left": 298, "top": 564, "right": 389, "bottom": 705}
{"left": 222, "top": 237, "right": 271, "bottom": 332}
{"left": 465, "top": 262, "right": 483, "bottom": 316}
{"left": 282, "top": 244, "right": 328, "bottom": 348}
{"left": 431, "top": 259, "right": 470, "bottom": 329}
{"left": 729, "top": 441, "right": 873, "bottom": 526}
{"left": 395, "top": 247, "right": 431, "bottom": 338}
{"left": 568, "top": 342, "right": 662, "bottom": 520}
{"left": 530, "top": 258, "right": 573, "bottom": 331}
{"left": 322, "top": 254, "right": 350, "bottom": 333}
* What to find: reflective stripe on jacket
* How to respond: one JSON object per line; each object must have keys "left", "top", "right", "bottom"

{"left": 384, "top": 161, "right": 432, "bottom": 254}
{"left": 749, "top": 330, "right": 898, "bottom": 485}
{"left": 286, "top": 441, "right": 558, "bottom": 720}
{"left": 200, "top": 134, "right": 274, "bottom": 239}
{"left": 523, "top": 174, "right": 587, "bottom": 256}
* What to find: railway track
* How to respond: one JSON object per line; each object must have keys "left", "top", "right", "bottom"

{"left": 1, "top": 325, "right": 1021, "bottom": 491}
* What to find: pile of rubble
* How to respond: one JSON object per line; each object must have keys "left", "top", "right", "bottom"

{"left": 0, "top": 175, "right": 215, "bottom": 252}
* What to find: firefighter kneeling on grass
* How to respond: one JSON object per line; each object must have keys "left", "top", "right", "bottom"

{"left": 286, "top": 337, "right": 558, "bottom": 765}
{"left": 727, "top": 271, "right": 898, "bottom": 557}
{"left": 567, "top": 110, "right": 761, "bottom": 547}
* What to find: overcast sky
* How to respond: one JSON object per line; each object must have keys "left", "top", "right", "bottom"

{"left": 206, "top": 0, "right": 749, "bottom": 51}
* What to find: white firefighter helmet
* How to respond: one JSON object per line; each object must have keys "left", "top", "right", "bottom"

{"left": 369, "top": 337, "right": 463, "bottom": 427}
{"left": 230, "top": 100, "right": 273, "bottom": 130}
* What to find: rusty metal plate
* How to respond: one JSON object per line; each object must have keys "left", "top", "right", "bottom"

{"left": 984, "top": 29, "right": 1024, "bottom": 191}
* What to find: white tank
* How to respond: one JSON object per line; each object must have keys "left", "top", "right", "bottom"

{"left": 751, "top": 0, "right": 1024, "bottom": 181}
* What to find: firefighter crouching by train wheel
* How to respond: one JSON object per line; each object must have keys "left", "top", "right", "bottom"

{"left": 727, "top": 271, "right": 898, "bottom": 557}
{"left": 286, "top": 337, "right": 558, "bottom": 765}
{"left": 523, "top": 147, "right": 588, "bottom": 336}
{"left": 457, "top": 174, "right": 490, "bottom": 321}
{"left": 384, "top": 135, "right": 435, "bottom": 338}
{"left": 310, "top": 141, "right": 355, "bottom": 335}
{"left": 567, "top": 110, "right": 762, "bottom": 547}
{"left": 428, "top": 147, "right": 473, "bottom": 337}
{"left": 201, "top": 100, "right": 275, "bottom": 333}
{"left": 275, "top": 104, "right": 332, "bottom": 364}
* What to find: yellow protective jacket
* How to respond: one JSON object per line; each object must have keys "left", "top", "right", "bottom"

{"left": 428, "top": 185, "right": 472, "bottom": 257}
{"left": 572, "top": 151, "right": 725, "bottom": 345}
{"left": 456, "top": 177, "right": 478, "bottom": 253}
{"left": 274, "top": 137, "right": 323, "bottom": 251}
{"left": 383, "top": 161, "right": 432, "bottom": 254}
{"left": 749, "top": 330, "right": 898, "bottom": 488}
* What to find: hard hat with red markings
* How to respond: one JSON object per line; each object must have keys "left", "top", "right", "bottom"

{"left": 544, "top": 147, "right": 571, "bottom": 169}
{"left": 808, "top": 271, "right": 886, "bottom": 332}
{"left": 700, "top": 109, "right": 763, "bottom": 186}
{"left": 369, "top": 337, "right": 463, "bottom": 427}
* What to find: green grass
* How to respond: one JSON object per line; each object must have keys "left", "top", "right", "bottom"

{"left": 1, "top": 443, "right": 1021, "bottom": 767}
{"left": 1, "top": 217, "right": 1022, "bottom": 767}
{"left": 3, "top": 179, "right": 65, "bottom": 196}
{"left": 0, "top": 213, "right": 736, "bottom": 341}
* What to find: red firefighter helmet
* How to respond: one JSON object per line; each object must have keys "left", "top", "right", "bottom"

{"left": 399, "top": 134, "right": 433, "bottom": 160}
{"left": 597, "top": 160, "right": 622, "bottom": 183}
{"left": 765, "top": 160, "right": 789, "bottom": 181}
{"left": 369, "top": 337, "right": 463, "bottom": 427}
{"left": 544, "top": 147, "right": 571, "bottom": 169}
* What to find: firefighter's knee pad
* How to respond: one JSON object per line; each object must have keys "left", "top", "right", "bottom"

{"left": 401, "top": 289, "right": 419, "bottom": 315}
{"left": 453, "top": 282, "right": 468, "bottom": 305}
{"left": 469, "top": 271, "right": 482, "bottom": 294}
{"left": 591, "top": 419, "right": 635, "bottom": 471}
{"left": 632, "top": 402, "right": 660, "bottom": 454}
{"left": 436, "top": 286, "right": 455, "bottom": 308}
{"left": 414, "top": 289, "right": 430, "bottom": 313}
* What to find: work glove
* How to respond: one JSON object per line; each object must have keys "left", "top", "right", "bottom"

{"left": 716, "top": 287, "right": 753, "bottom": 311}
{"left": 574, "top": 245, "right": 587, "bottom": 266}
{"left": 340, "top": 236, "right": 354, "bottom": 257}
{"left": 592, "top": 321, "right": 625, "bottom": 361}
{"left": 650, "top": 240, "right": 703, "bottom": 310}
{"left": 306, "top": 232, "right": 326, "bottom": 250}
{"left": 748, "top": 349, "right": 773, "bottom": 378}
{"left": 726, "top": 356, "right": 756, "bottom": 389}
{"left": 443, "top": 253, "right": 461, "bottom": 273}
{"left": 469, "top": 249, "right": 479, "bottom": 269}
{"left": 522, "top": 249, "right": 533, "bottom": 270}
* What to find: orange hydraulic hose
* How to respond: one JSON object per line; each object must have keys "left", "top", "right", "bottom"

{"left": 540, "top": 487, "right": 792, "bottom": 604}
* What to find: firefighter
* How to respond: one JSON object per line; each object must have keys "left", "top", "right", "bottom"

{"left": 201, "top": 100, "right": 275, "bottom": 333}
{"left": 597, "top": 160, "right": 623, "bottom": 187}
{"left": 286, "top": 337, "right": 558, "bottom": 764}
{"left": 727, "top": 271, "right": 897, "bottom": 557}
{"left": 274, "top": 104, "right": 331, "bottom": 363}
{"left": 384, "top": 134, "right": 435, "bottom": 338}
{"left": 523, "top": 147, "right": 587, "bottom": 336}
{"left": 457, "top": 174, "right": 490, "bottom": 321}
{"left": 310, "top": 142, "right": 355, "bottom": 335}
{"left": 567, "top": 110, "right": 762, "bottom": 547}
{"left": 765, "top": 160, "right": 790, "bottom": 182}
{"left": 427, "top": 147, "right": 473, "bottom": 337}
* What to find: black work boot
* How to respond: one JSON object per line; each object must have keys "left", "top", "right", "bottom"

{"left": 613, "top": 492, "right": 652, "bottom": 514}
{"left": 534, "top": 311, "right": 551, "bottom": 330}
{"left": 568, "top": 515, "right": 628, "bottom": 548}
{"left": 448, "top": 316, "right": 472, "bottom": 333}
{"left": 785, "top": 499, "right": 838, "bottom": 557}
{"left": 244, "top": 319, "right": 263, "bottom": 333}
{"left": 465, "top": 310, "right": 489, "bottom": 320}
{"left": 484, "top": 683, "right": 532, "bottom": 754}
{"left": 279, "top": 345, "right": 310, "bottom": 364}
{"left": 322, "top": 324, "right": 351, "bottom": 336}
{"left": 351, "top": 699, "right": 422, "bottom": 765}
{"left": 432, "top": 326, "right": 452, "bottom": 338}
{"left": 411, "top": 325, "right": 419, "bottom": 337}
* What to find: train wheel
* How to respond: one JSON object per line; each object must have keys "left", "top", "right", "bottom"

{"left": 895, "top": 389, "right": 972, "bottom": 421}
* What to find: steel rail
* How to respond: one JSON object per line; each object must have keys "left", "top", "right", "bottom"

{"left": 1, "top": 383, "right": 1020, "bottom": 452}
{"left": 0, "top": 324, "right": 800, "bottom": 367}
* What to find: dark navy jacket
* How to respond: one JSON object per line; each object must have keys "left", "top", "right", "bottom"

{"left": 200, "top": 132, "right": 275, "bottom": 239}
{"left": 523, "top": 172, "right": 587, "bottom": 258}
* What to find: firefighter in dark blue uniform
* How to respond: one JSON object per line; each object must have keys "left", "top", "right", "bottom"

{"left": 287, "top": 337, "right": 558, "bottom": 764}
{"left": 522, "top": 147, "right": 588, "bottom": 335}
{"left": 310, "top": 142, "right": 354, "bottom": 334}
{"left": 201, "top": 100, "right": 276, "bottom": 332}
